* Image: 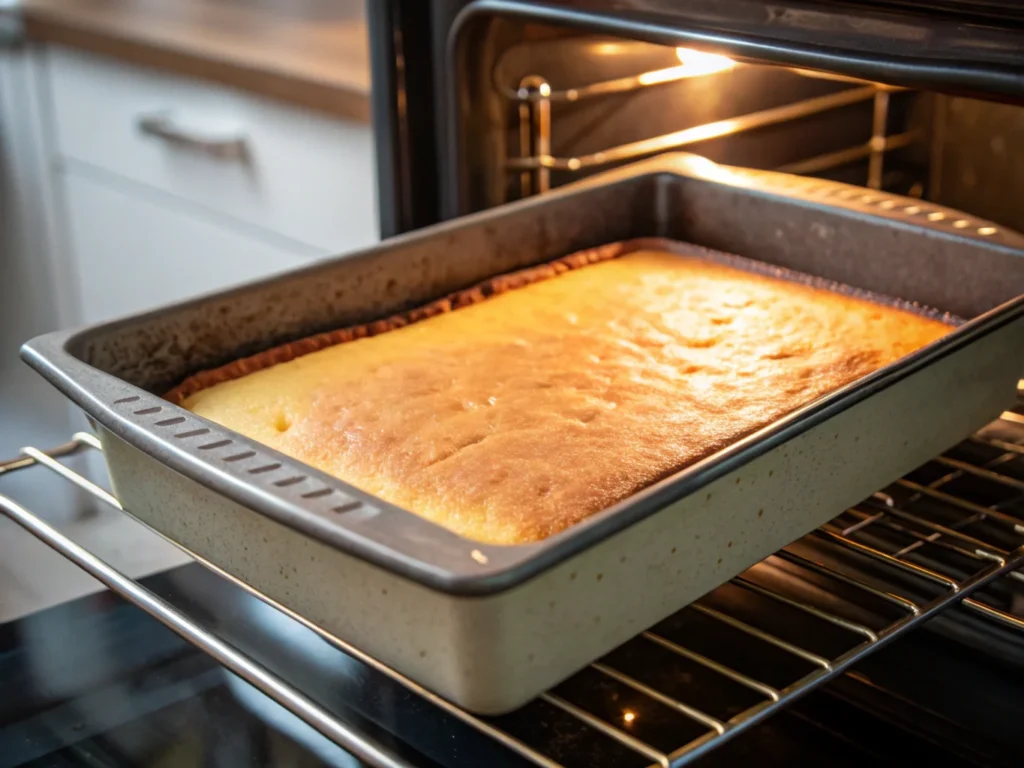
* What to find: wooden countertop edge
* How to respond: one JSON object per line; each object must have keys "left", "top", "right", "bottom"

{"left": 22, "top": 13, "right": 371, "bottom": 123}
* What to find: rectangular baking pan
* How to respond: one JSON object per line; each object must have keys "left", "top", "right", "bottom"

{"left": 22, "top": 153, "right": 1024, "bottom": 713}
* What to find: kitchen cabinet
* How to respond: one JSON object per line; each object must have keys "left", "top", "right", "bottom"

{"left": 44, "top": 44, "right": 379, "bottom": 327}
{"left": 48, "top": 46, "right": 379, "bottom": 255}
{"left": 63, "top": 169, "right": 312, "bottom": 324}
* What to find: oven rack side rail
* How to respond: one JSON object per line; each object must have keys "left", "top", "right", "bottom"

{"left": 2, "top": 430, "right": 1024, "bottom": 768}
{"left": 504, "top": 57, "right": 915, "bottom": 200}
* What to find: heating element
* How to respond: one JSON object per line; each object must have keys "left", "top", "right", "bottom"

{"left": 4, "top": 401, "right": 1024, "bottom": 768}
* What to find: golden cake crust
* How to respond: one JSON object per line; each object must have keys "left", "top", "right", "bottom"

{"left": 172, "top": 241, "right": 953, "bottom": 545}
{"left": 165, "top": 242, "right": 631, "bottom": 404}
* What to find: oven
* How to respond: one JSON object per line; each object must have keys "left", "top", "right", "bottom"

{"left": 359, "top": 0, "right": 1024, "bottom": 763}
{"left": 3, "top": 2, "right": 1024, "bottom": 767}
{"left": 369, "top": 0, "right": 1024, "bottom": 238}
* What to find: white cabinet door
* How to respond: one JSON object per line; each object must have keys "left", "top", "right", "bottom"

{"left": 62, "top": 169, "right": 312, "bottom": 325}
{"left": 49, "top": 46, "right": 379, "bottom": 254}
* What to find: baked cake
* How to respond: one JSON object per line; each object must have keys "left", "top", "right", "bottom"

{"left": 169, "top": 242, "right": 952, "bottom": 545}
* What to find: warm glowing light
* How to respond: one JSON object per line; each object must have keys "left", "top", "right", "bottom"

{"left": 674, "top": 47, "right": 735, "bottom": 76}
{"left": 593, "top": 42, "right": 630, "bottom": 56}
{"left": 623, "top": 710, "right": 636, "bottom": 724}
{"left": 635, "top": 48, "right": 734, "bottom": 87}
{"left": 637, "top": 66, "right": 689, "bottom": 86}
{"left": 677, "top": 154, "right": 754, "bottom": 187}
{"left": 683, "top": 155, "right": 722, "bottom": 176}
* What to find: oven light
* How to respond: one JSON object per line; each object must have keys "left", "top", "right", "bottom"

{"left": 593, "top": 42, "right": 630, "bottom": 56}
{"left": 623, "top": 710, "right": 636, "bottom": 724}
{"left": 674, "top": 47, "right": 735, "bottom": 76}
{"left": 591, "top": 41, "right": 734, "bottom": 81}
{"left": 636, "top": 48, "right": 735, "bottom": 86}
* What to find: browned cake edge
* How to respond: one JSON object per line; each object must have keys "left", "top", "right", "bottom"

{"left": 164, "top": 236, "right": 958, "bottom": 404}
{"left": 163, "top": 239, "right": 651, "bottom": 404}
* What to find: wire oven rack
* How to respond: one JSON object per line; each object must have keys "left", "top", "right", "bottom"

{"left": 3, "top": 408, "right": 1024, "bottom": 768}
{"left": 506, "top": 57, "right": 916, "bottom": 202}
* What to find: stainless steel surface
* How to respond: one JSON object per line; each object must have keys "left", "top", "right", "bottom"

{"left": 776, "top": 130, "right": 916, "bottom": 177}
{"left": 4, "top": 405, "right": 1024, "bottom": 766}
{"left": 505, "top": 83, "right": 899, "bottom": 172}
{"left": 517, "top": 75, "right": 551, "bottom": 196}
{"left": 0, "top": 434, "right": 415, "bottom": 768}
{"left": 867, "top": 89, "right": 890, "bottom": 189}
{"left": 505, "top": 67, "right": 905, "bottom": 180}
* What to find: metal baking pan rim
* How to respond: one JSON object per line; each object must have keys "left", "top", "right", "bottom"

{"left": 22, "top": 277, "right": 1024, "bottom": 596}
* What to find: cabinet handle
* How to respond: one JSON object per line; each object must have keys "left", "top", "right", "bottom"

{"left": 137, "top": 112, "right": 250, "bottom": 160}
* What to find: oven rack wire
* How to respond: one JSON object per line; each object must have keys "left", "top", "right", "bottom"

{"left": 506, "top": 58, "right": 913, "bottom": 200}
{"left": 3, "top": 415, "right": 1024, "bottom": 768}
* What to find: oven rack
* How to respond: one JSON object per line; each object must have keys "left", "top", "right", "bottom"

{"left": 3, "top": 418, "right": 1024, "bottom": 768}
{"left": 506, "top": 58, "right": 912, "bottom": 200}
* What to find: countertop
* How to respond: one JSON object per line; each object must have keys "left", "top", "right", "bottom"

{"left": 19, "top": 0, "right": 372, "bottom": 122}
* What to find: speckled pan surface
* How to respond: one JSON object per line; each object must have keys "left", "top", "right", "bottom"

{"left": 96, "top": 320, "right": 1021, "bottom": 712}
{"left": 20, "top": 153, "right": 1024, "bottom": 595}
{"left": 20, "top": 153, "right": 1024, "bottom": 712}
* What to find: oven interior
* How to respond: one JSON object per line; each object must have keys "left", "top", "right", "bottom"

{"left": 392, "top": 4, "right": 1024, "bottom": 765}
{"left": 449, "top": 29, "right": 1022, "bottom": 234}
